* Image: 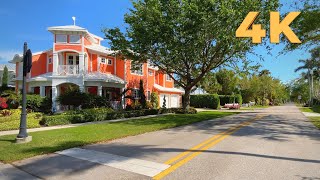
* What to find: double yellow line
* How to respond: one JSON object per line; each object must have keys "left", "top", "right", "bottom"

{"left": 153, "top": 115, "right": 265, "bottom": 180}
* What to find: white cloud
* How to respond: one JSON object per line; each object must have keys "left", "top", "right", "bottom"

{"left": 0, "top": 49, "right": 21, "bottom": 63}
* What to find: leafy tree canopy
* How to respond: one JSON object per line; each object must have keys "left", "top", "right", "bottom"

{"left": 104, "top": 0, "right": 279, "bottom": 109}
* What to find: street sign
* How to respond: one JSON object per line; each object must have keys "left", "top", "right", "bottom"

{"left": 298, "top": 95, "right": 301, "bottom": 100}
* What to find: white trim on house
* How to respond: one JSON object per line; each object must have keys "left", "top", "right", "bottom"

{"left": 154, "top": 84, "right": 184, "bottom": 93}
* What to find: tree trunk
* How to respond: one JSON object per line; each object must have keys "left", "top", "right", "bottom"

{"left": 182, "top": 88, "right": 191, "bottom": 112}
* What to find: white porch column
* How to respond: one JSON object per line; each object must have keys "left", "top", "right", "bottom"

{"left": 52, "top": 52, "right": 58, "bottom": 75}
{"left": 79, "top": 53, "right": 85, "bottom": 74}
{"left": 52, "top": 86, "right": 58, "bottom": 112}
{"left": 98, "top": 85, "right": 102, "bottom": 96}
{"left": 40, "top": 86, "right": 45, "bottom": 97}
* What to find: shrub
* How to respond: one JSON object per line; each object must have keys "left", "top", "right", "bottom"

{"left": 160, "top": 107, "right": 197, "bottom": 114}
{"left": 40, "top": 114, "right": 74, "bottom": 126}
{"left": 22, "top": 94, "right": 44, "bottom": 112}
{"left": 190, "top": 94, "right": 220, "bottom": 109}
{"left": 162, "top": 95, "right": 167, "bottom": 109}
{"left": 139, "top": 80, "right": 147, "bottom": 108}
{"left": 219, "top": 94, "right": 242, "bottom": 106}
{"left": 56, "top": 89, "right": 88, "bottom": 109}
{"left": 150, "top": 92, "right": 159, "bottom": 109}
{"left": 40, "top": 96, "right": 52, "bottom": 114}
{"left": 1, "top": 90, "right": 20, "bottom": 109}
{"left": 131, "top": 100, "right": 142, "bottom": 110}
{"left": 0, "top": 97, "right": 8, "bottom": 109}
{"left": 82, "top": 94, "right": 110, "bottom": 109}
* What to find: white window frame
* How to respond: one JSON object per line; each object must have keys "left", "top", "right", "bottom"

{"left": 100, "top": 57, "right": 106, "bottom": 64}
{"left": 56, "top": 34, "right": 67, "bottom": 43}
{"left": 66, "top": 53, "right": 79, "bottom": 65}
{"left": 132, "top": 89, "right": 140, "bottom": 99}
{"left": 107, "top": 59, "right": 112, "bottom": 65}
{"left": 131, "top": 62, "right": 143, "bottom": 75}
{"left": 69, "top": 35, "right": 81, "bottom": 44}
{"left": 166, "top": 74, "right": 172, "bottom": 81}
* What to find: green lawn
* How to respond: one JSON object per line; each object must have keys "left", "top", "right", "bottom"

{"left": 0, "top": 111, "right": 237, "bottom": 163}
{"left": 299, "top": 105, "right": 320, "bottom": 129}
{"left": 299, "top": 105, "right": 320, "bottom": 113}
{"left": 0, "top": 110, "right": 43, "bottom": 131}
{"left": 308, "top": 117, "right": 320, "bottom": 129}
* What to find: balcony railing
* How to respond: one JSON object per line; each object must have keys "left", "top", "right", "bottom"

{"left": 58, "top": 65, "right": 79, "bottom": 75}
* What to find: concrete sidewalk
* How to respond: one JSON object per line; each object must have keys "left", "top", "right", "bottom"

{"left": 302, "top": 111, "right": 320, "bottom": 117}
{"left": 0, "top": 162, "right": 39, "bottom": 180}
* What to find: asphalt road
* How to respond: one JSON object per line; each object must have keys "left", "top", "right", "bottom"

{"left": 10, "top": 104, "right": 320, "bottom": 180}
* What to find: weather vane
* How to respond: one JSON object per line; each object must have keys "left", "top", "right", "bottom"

{"left": 72, "top": 16, "right": 76, "bottom": 26}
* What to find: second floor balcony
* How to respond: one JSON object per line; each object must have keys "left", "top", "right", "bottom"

{"left": 58, "top": 65, "right": 79, "bottom": 75}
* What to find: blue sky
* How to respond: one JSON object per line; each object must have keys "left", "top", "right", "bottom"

{"left": 0, "top": 0, "right": 310, "bottom": 83}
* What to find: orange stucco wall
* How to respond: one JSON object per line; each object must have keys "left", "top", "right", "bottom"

{"left": 99, "top": 56, "right": 115, "bottom": 74}
{"left": 55, "top": 44, "right": 82, "bottom": 52}
{"left": 92, "top": 54, "right": 98, "bottom": 71}
{"left": 116, "top": 58, "right": 125, "bottom": 80}
{"left": 31, "top": 53, "right": 47, "bottom": 77}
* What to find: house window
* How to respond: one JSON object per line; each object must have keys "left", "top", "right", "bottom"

{"left": 69, "top": 35, "right": 81, "bottom": 43}
{"left": 132, "top": 89, "right": 140, "bottom": 99}
{"left": 107, "top": 59, "right": 112, "bottom": 65}
{"left": 68, "top": 55, "right": 74, "bottom": 65}
{"left": 48, "top": 57, "right": 52, "bottom": 64}
{"left": 56, "top": 35, "right": 67, "bottom": 43}
{"left": 166, "top": 74, "right": 172, "bottom": 81}
{"left": 101, "top": 57, "right": 106, "bottom": 64}
{"left": 148, "top": 70, "right": 153, "bottom": 76}
{"left": 147, "top": 91, "right": 151, "bottom": 101}
{"left": 131, "top": 62, "right": 143, "bottom": 75}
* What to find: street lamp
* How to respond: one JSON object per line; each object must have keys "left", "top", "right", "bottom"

{"left": 16, "top": 42, "right": 32, "bottom": 143}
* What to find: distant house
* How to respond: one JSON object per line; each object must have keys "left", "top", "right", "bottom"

{"left": 191, "top": 87, "right": 207, "bottom": 95}
{"left": 0, "top": 64, "right": 15, "bottom": 87}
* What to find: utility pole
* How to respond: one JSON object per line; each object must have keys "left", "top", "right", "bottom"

{"left": 16, "top": 42, "right": 32, "bottom": 143}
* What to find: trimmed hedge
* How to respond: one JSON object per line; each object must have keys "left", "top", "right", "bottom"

{"left": 40, "top": 108, "right": 159, "bottom": 126}
{"left": 190, "top": 94, "right": 220, "bottom": 109}
{"left": 40, "top": 107, "right": 198, "bottom": 126}
{"left": 219, "top": 94, "right": 242, "bottom": 106}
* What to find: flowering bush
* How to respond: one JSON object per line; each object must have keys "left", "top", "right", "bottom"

{"left": 223, "top": 103, "right": 240, "bottom": 109}
{"left": 0, "top": 97, "right": 8, "bottom": 109}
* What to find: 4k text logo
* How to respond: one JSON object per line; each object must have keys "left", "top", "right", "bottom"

{"left": 236, "top": 12, "right": 301, "bottom": 44}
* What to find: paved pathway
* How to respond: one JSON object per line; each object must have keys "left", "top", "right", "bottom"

{"left": 0, "top": 114, "right": 167, "bottom": 136}
{"left": 302, "top": 111, "right": 320, "bottom": 117}
{"left": 2, "top": 104, "right": 319, "bottom": 180}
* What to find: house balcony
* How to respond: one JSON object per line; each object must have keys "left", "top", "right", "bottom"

{"left": 58, "top": 65, "right": 79, "bottom": 75}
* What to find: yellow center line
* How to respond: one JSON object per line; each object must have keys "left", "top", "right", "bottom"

{"left": 153, "top": 115, "right": 264, "bottom": 180}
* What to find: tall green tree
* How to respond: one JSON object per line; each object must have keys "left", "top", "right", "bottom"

{"left": 1, "top": 66, "right": 8, "bottom": 89}
{"left": 285, "top": 0, "right": 320, "bottom": 50}
{"left": 138, "top": 79, "right": 147, "bottom": 108}
{"left": 104, "top": 0, "right": 278, "bottom": 110}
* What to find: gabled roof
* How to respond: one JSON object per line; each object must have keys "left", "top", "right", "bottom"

{"left": 47, "top": 25, "right": 104, "bottom": 44}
